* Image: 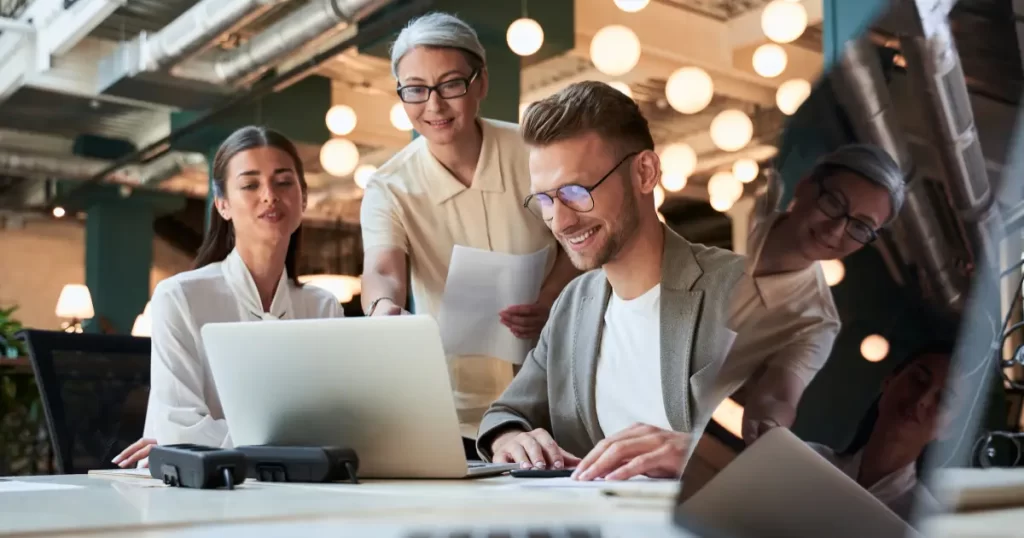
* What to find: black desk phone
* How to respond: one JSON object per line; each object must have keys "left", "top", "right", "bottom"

{"left": 148, "top": 444, "right": 247, "bottom": 489}
{"left": 235, "top": 445, "right": 360, "bottom": 484}
{"left": 147, "top": 444, "right": 361, "bottom": 489}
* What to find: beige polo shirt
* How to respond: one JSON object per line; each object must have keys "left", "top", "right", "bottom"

{"left": 360, "top": 118, "right": 558, "bottom": 432}
{"left": 714, "top": 179, "right": 842, "bottom": 408}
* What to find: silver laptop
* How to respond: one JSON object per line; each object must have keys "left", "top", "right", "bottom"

{"left": 201, "top": 315, "right": 517, "bottom": 479}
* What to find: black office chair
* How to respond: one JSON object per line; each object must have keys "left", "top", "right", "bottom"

{"left": 19, "top": 329, "right": 150, "bottom": 474}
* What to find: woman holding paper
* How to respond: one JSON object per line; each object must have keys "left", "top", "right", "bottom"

{"left": 807, "top": 344, "right": 952, "bottom": 521}
{"left": 114, "top": 126, "right": 343, "bottom": 468}
{"left": 359, "top": 12, "right": 578, "bottom": 445}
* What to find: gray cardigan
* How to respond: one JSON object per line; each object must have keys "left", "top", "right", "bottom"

{"left": 477, "top": 227, "right": 745, "bottom": 460}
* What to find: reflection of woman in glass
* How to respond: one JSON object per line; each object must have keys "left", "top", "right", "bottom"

{"left": 808, "top": 344, "right": 953, "bottom": 521}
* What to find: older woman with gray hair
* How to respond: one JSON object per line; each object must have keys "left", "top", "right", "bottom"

{"left": 708, "top": 143, "right": 906, "bottom": 453}
{"left": 358, "top": 12, "right": 579, "bottom": 455}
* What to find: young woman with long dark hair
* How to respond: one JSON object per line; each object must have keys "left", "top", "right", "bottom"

{"left": 807, "top": 343, "right": 954, "bottom": 522}
{"left": 114, "top": 126, "right": 343, "bottom": 468}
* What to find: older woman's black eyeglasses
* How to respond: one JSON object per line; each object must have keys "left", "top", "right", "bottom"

{"left": 523, "top": 152, "right": 639, "bottom": 221}
{"left": 397, "top": 70, "right": 480, "bottom": 104}
{"left": 815, "top": 179, "right": 879, "bottom": 244}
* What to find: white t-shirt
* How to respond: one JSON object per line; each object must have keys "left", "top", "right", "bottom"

{"left": 595, "top": 284, "right": 672, "bottom": 437}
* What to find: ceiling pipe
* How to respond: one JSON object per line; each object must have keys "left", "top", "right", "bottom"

{"left": 97, "top": 0, "right": 288, "bottom": 82}
{"left": 140, "top": 0, "right": 289, "bottom": 71}
{"left": 82, "top": 0, "right": 432, "bottom": 185}
{"left": 0, "top": 148, "right": 205, "bottom": 186}
{"left": 178, "top": 0, "right": 393, "bottom": 86}
{"left": 830, "top": 36, "right": 972, "bottom": 312}
{"left": 897, "top": 0, "right": 1001, "bottom": 268}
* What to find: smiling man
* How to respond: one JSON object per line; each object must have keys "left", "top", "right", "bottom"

{"left": 475, "top": 81, "right": 745, "bottom": 481}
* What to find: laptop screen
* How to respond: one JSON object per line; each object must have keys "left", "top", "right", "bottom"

{"left": 670, "top": 0, "right": 1022, "bottom": 535}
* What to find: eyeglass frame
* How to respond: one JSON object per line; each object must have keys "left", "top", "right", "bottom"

{"left": 395, "top": 69, "right": 481, "bottom": 104}
{"left": 523, "top": 151, "right": 640, "bottom": 221}
{"left": 813, "top": 176, "right": 881, "bottom": 244}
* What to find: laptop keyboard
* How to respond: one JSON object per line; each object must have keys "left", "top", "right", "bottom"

{"left": 405, "top": 527, "right": 601, "bottom": 538}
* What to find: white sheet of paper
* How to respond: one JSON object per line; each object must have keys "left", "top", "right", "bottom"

{"left": 0, "top": 480, "right": 83, "bottom": 493}
{"left": 438, "top": 245, "right": 551, "bottom": 364}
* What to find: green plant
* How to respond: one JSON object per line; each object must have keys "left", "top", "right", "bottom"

{"left": 0, "top": 305, "right": 25, "bottom": 358}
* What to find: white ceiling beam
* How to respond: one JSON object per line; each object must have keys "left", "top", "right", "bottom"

{"left": 726, "top": 0, "right": 824, "bottom": 50}
{"left": 37, "top": 0, "right": 125, "bottom": 59}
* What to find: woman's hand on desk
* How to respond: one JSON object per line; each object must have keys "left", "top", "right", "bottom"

{"left": 491, "top": 428, "right": 581, "bottom": 470}
{"left": 571, "top": 424, "right": 691, "bottom": 482}
{"left": 113, "top": 438, "right": 156, "bottom": 468}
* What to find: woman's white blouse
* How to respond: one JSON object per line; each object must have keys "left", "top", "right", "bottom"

{"left": 142, "top": 249, "right": 343, "bottom": 448}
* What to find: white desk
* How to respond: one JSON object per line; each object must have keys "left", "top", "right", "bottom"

{"left": 0, "top": 474, "right": 684, "bottom": 537}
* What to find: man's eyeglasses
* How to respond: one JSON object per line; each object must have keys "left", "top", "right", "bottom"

{"left": 523, "top": 152, "right": 639, "bottom": 221}
{"left": 815, "top": 180, "right": 879, "bottom": 244}
{"left": 396, "top": 70, "right": 480, "bottom": 104}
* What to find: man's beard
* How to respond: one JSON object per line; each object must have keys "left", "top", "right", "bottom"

{"left": 562, "top": 191, "right": 641, "bottom": 271}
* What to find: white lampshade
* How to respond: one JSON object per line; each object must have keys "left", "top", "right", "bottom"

{"left": 590, "top": 25, "right": 641, "bottom": 76}
{"left": 319, "top": 138, "right": 360, "bottom": 177}
{"left": 390, "top": 102, "right": 413, "bottom": 131}
{"left": 657, "top": 211, "right": 666, "bottom": 223}
{"left": 614, "top": 0, "right": 650, "bottom": 12}
{"left": 653, "top": 185, "right": 666, "bottom": 209}
{"left": 732, "top": 158, "right": 760, "bottom": 183}
{"left": 820, "top": 259, "right": 846, "bottom": 286}
{"left": 761, "top": 0, "right": 808, "bottom": 44}
{"left": 325, "top": 105, "right": 357, "bottom": 136}
{"left": 776, "top": 78, "right": 812, "bottom": 115}
{"left": 298, "top": 274, "right": 362, "bottom": 304}
{"left": 861, "top": 334, "right": 890, "bottom": 362}
{"left": 753, "top": 43, "right": 788, "bottom": 78}
{"left": 661, "top": 171, "right": 688, "bottom": 192}
{"left": 354, "top": 164, "right": 377, "bottom": 189}
{"left": 710, "top": 110, "right": 754, "bottom": 152}
{"left": 708, "top": 171, "right": 743, "bottom": 202}
{"left": 665, "top": 67, "right": 714, "bottom": 114}
{"left": 710, "top": 195, "right": 734, "bottom": 212}
{"left": 52, "top": 206, "right": 65, "bottom": 218}
{"left": 659, "top": 142, "right": 697, "bottom": 177}
{"left": 55, "top": 284, "right": 94, "bottom": 319}
{"left": 506, "top": 18, "right": 544, "bottom": 56}
{"left": 607, "top": 81, "right": 633, "bottom": 99}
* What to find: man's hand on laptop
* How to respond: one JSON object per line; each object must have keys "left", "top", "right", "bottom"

{"left": 491, "top": 428, "right": 582, "bottom": 470}
{"left": 571, "top": 424, "right": 691, "bottom": 481}
{"left": 113, "top": 437, "right": 157, "bottom": 468}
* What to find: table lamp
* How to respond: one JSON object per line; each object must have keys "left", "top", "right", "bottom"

{"left": 132, "top": 301, "right": 151, "bottom": 337}
{"left": 55, "top": 284, "right": 94, "bottom": 333}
